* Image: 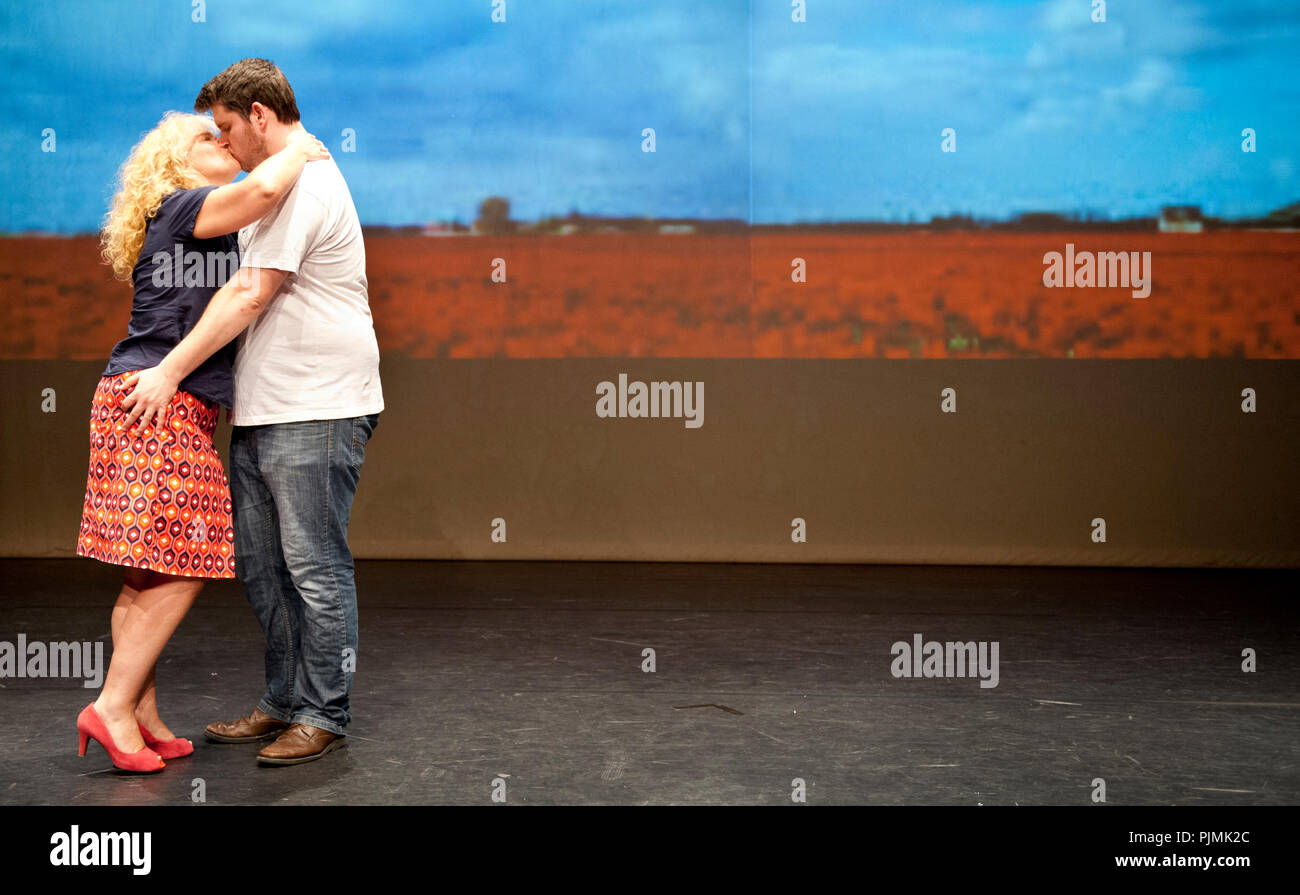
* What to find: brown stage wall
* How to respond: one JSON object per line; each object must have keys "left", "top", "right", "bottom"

{"left": 2, "top": 358, "right": 1298, "bottom": 567}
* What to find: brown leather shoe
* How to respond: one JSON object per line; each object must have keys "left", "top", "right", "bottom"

{"left": 205, "top": 708, "right": 291, "bottom": 744}
{"left": 256, "top": 723, "right": 347, "bottom": 766}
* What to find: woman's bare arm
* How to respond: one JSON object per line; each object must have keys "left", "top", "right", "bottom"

{"left": 192, "top": 129, "right": 329, "bottom": 239}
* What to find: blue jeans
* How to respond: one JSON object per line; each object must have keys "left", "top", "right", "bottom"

{"left": 228, "top": 414, "right": 378, "bottom": 735}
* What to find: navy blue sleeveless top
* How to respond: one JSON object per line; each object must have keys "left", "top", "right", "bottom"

{"left": 103, "top": 185, "right": 238, "bottom": 408}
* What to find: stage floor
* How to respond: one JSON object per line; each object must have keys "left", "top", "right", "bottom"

{"left": 1, "top": 559, "right": 1296, "bottom": 805}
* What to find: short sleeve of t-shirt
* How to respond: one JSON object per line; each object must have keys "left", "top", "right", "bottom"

{"left": 238, "top": 180, "right": 327, "bottom": 274}
{"left": 153, "top": 185, "right": 219, "bottom": 241}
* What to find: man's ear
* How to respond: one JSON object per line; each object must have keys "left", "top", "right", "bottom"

{"left": 250, "top": 101, "right": 268, "bottom": 130}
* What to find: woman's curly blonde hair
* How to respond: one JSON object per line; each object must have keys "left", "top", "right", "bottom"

{"left": 100, "top": 112, "right": 214, "bottom": 281}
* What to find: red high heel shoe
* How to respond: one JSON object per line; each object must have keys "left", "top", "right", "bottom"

{"left": 138, "top": 722, "right": 194, "bottom": 759}
{"left": 76, "top": 704, "right": 165, "bottom": 772}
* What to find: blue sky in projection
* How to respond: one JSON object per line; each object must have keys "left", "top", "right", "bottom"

{"left": 1, "top": 0, "right": 1296, "bottom": 232}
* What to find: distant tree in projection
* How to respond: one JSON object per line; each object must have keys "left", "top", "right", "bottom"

{"left": 476, "top": 197, "right": 514, "bottom": 234}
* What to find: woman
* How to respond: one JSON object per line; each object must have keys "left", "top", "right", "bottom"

{"left": 76, "top": 111, "right": 328, "bottom": 772}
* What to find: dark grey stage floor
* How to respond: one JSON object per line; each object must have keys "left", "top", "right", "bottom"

{"left": 0, "top": 559, "right": 1296, "bottom": 806}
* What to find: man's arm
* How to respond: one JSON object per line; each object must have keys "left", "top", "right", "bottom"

{"left": 120, "top": 266, "right": 289, "bottom": 431}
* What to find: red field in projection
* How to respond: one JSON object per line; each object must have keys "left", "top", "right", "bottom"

{"left": 2, "top": 231, "right": 1296, "bottom": 359}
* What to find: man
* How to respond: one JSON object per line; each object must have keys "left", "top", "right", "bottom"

{"left": 122, "top": 58, "right": 383, "bottom": 765}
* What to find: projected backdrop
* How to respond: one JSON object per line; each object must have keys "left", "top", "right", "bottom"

{"left": 2, "top": 0, "right": 1297, "bottom": 359}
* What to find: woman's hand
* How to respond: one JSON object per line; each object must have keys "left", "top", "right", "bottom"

{"left": 286, "top": 128, "right": 331, "bottom": 161}
{"left": 120, "top": 365, "right": 181, "bottom": 435}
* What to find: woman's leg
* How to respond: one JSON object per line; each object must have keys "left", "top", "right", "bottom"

{"left": 93, "top": 568, "right": 203, "bottom": 752}
{"left": 110, "top": 579, "right": 177, "bottom": 741}
{"left": 132, "top": 667, "right": 166, "bottom": 738}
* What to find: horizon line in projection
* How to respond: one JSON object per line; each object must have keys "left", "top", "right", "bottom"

{"left": 6, "top": 198, "right": 1300, "bottom": 239}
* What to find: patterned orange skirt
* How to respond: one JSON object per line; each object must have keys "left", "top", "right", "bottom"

{"left": 76, "top": 371, "right": 236, "bottom": 578}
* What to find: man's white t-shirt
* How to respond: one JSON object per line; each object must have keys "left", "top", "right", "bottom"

{"left": 230, "top": 156, "right": 384, "bottom": 426}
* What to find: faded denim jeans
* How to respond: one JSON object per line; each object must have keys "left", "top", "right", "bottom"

{"left": 228, "top": 414, "right": 378, "bottom": 735}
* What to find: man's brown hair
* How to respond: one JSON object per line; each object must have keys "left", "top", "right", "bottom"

{"left": 194, "top": 58, "right": 301, "bottom": 124}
